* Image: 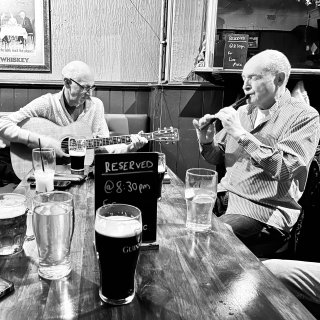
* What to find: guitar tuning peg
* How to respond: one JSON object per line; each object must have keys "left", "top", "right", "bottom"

{"left": 164, "top": 127, "right": 167, "bottom": 130}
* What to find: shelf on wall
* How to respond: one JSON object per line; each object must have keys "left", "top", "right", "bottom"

{"left": 194, "top": 67, "right": 320, "bottom": 82}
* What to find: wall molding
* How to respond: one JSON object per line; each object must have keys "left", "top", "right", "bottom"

{"left": 0, "top": 79, "right": 222, "bottom": 90}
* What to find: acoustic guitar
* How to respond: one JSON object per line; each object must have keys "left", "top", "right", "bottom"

{"left": 10, "top": 117, "right": 179, "bottom": 180}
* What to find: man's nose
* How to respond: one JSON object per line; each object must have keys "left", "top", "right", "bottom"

{"left": 242, "top": 78, "right": 251, "bottom": 90}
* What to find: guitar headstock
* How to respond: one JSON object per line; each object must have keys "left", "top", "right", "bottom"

{"left": 152, "top": 127, "right": 179, "bottom": 143}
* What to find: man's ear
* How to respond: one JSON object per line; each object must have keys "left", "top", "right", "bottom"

{"left": 64, "top": 78, "right": 71, "bottom": 88}
{"left": 276, "top": 72, "right": 285, "bottom": 86}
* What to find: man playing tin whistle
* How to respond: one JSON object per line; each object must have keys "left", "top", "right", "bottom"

{"left": 193, "top": 49, "right": 320, "bottom": 257}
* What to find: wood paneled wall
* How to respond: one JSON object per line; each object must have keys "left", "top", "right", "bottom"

{"left": 149, "top": 84, "right": 223, "bottom": 180}
{"left": 0, "top": 84, "right": 150, "bottom": 114}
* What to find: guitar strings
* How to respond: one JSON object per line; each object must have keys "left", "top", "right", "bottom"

{"left": 60, "top": 130, "right": 178, "bottom": 149}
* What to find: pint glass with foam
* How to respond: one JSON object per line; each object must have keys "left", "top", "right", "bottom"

{"left": 0, "top": 193, "right": 27, "bottom": 256}
{"left": 95, "top": 204, "right": 142, "bottom": 305}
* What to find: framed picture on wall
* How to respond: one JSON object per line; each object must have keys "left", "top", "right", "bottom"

{"left": 0, "top": 0, "right": 51, "bottom": 72}
{"left": 248, "top": 32, "right": 259, "bottom": 49}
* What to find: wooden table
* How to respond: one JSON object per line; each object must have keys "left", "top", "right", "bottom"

{"left": 0, "top": 167, "right": 316, "bottom": 319}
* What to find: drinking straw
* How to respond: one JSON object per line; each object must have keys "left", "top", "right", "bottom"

{"left": 38, "top": 138, "right": 45, "bottom": 172}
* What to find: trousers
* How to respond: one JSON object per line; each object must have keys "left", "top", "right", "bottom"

{"left": 0, "top": 147, "right": 20, "bottom": 186}
{"left": 263, "top": 259, "right": 320, "bottom": 318}
{"left": 216, "top": 192, "right": 289, "bottom": 257}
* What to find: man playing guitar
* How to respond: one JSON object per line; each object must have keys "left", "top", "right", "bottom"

{"left": 0, "top": 60, "right": 148, "bottom": 183}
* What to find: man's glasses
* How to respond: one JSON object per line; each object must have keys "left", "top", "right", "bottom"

{"left": 69, "top": 78, "right": 95, "bottom": 93}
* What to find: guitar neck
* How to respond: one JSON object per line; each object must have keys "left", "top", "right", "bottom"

{"left": 86, "top": 133, "right": 153, "bottom": 149}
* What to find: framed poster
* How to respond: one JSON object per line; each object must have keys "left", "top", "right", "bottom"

{"left": 248, "top": 32, "right": 259, "bottom": 49}
{"left": 0, "top": 0, "right": 51, "bottom": 72}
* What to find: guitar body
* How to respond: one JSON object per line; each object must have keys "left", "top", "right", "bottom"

{"left": 10, "top": 118, "right": 94, "bottom": 180}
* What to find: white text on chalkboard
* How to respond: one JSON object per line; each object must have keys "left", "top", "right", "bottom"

{"left": 229, "top": 43, "right": 245, "bottom": 49}
{"left": 105, "top": 160, "right": 154, "bottom": 173}
{"left": 104, "top": 180, "right": 151, "bottom": 194}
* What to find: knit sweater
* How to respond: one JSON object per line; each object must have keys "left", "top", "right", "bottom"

{"left": 0, "top": 90, "right": 109, "bottom": 147}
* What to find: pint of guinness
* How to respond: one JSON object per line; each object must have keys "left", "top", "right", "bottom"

{"left": 69, "top": 150, "right": 85, "bottom": 172}
{"left": 95, "top": 204, "right": 142, "bottom": 305}
{"left": 69, "top": 138, "right": 86, "bottom": 173}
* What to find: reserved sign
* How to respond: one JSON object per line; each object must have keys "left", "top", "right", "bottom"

{"left": 94, "top": 152, "right": 158, "bottom": 243}
{"left": 223, "top": 34, "right": 249, "bottom": 69}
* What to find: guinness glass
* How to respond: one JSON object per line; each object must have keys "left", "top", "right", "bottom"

{"left": 69, "top": 138, "right": 86, "bottom": 174}
{"left": 95, "top": 204, "right": 142, "bottom": 305}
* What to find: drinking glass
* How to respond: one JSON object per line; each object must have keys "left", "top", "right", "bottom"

{"left": 69, "top": 137, "right": 86, "bottom": 174}
{"left": 185, "top": 168, "right": 217, "bottom": 232}
{"left": 32, "top": 191, "right": 74, "bottom": 280}
{"left": 157, "top": 152, "right": 166, "bottom": 200}
{"left": 95, "top": 204, "right": 142, "bottom": 305}
{"left": 32, "top": 148, "right": 56, "bottom": 193}
{"left": 0, "top": 193, "right": 27, "bottom": 255}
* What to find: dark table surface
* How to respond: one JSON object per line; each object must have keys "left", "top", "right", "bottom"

{"left": 0, "top": 166, "right": 316, "bottom": 319}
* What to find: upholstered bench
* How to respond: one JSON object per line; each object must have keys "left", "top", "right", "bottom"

{"left": 105, "top": 114, "right": 149, "bottom": 135}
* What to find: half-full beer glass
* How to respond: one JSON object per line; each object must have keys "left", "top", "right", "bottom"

{"left": 0, "top": 193, "right": 27, "bottom": 255}
{"left": 185, "top": 168, "right": 217, "bottom": 231}
{"left": 32, "top": 148, "right": 56, "bottom": 192}
{"left": 32, "top": 191, "right": 74, "bottom": 280}
{"left": 95, "top": 204, "right": 142, "bottom": 305}
{"left": 69, "top": 137, "right": 86, "bottom": 174}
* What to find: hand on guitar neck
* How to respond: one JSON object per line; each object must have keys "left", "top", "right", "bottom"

{"left": 126, "top": 131, "right": 148, "bottom": 152}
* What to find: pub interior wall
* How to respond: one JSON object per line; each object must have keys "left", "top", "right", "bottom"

{"left": 0, "top": 0, "right": 202, "bottom": 83}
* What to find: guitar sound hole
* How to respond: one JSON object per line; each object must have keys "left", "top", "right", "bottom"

{"left": 61, "top": 137, "right": 70, "bottom": 154}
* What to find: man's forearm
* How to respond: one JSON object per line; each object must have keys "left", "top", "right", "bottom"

{"left": 199, "top": 141, "right": 224, "bottom": 165}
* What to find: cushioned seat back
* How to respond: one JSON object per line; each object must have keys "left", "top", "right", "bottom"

{"left": 104, "top": 114, "right": 149, "bottom": 136}
{"left": 105, "top": 114, "right": 129, "bottom": 135}
{"left": 126, "top": 114, "right": 149, "bottom": 135}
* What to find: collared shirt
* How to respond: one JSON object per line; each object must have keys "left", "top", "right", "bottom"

{"left": 200, "top": 89, "right": 320, "bottom": 232}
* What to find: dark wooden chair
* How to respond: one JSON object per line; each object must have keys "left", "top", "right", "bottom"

{"left": 272, "top": 152, "right": 320, "bottom": 261}
{"left": 293, "top": 153, "right": 320, "bottom": 261}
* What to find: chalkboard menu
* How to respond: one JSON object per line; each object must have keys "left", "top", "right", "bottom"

{"left": 95, "top": 152, "right": 158, "bottom": 243}
{"left": 223, "top": 34, "right": 249, "bottom": 69}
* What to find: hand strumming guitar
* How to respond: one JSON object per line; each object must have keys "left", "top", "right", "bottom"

{"left": 27, "top": 132, "right": 69, "bottom": 158}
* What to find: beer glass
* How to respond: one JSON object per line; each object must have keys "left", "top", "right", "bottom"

{"left": 0, "top": 193, "right": 27, "bottom": 256}
{"left": 157, "top": 152, "right": 166, "bottom": 200}
{"left": 185, "top": 168, "right": 217, "bottom": 232}
{"left": 32, "top": 148, "right": 56, "bottom": 193}
{"left": 95, "top": 204, "right": 142, "bottom": 305}
{"left": 32, "top": 191, "right": 74, "bottom": 280}
{"left": 69, "top": 137, "right": 86, "bottom": 174}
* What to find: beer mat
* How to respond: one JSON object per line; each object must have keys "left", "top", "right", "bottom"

{"left": 163, "top": 173, "right": 171, "bottom": 184}
{"left": 140, "top": 242, "right": 159, "bottom": 251}
{"left": 28, "top": 173, "right": 87, "bottom": 183}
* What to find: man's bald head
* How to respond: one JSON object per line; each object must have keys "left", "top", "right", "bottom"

{"left": 62, "top": 61, "right": 94, "bottom": 83}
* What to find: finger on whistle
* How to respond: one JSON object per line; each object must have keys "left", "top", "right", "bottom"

{"left": 199, "top": 117, "right": 217, "bottom": 131}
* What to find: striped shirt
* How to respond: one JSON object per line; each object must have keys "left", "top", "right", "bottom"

{"left": 201, "top": 89, "right": 320, "bottom": 233}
